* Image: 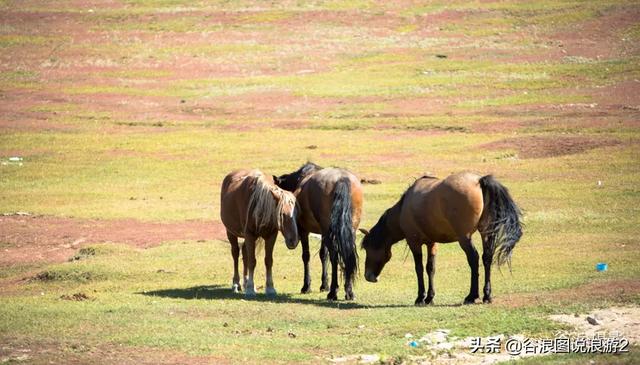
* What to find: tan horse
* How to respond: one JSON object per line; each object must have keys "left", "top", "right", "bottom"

{"left": 361, "top": 172, "right": 523, "bottom": 305}
{"left": 294, "top": 167, "right": 363, "bottom": 301}
{"left": 220, "top": 169, "right": 298, "bottom": 297}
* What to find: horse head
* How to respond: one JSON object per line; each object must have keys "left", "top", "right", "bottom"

{"left": 360, "top": 214, "right": 393, "bottom": 283}
{"left": 272, "top": 188, "right": 299, "bottom": 249}
{"left": 274, "top": 162, "right": 323, "bottom": 192}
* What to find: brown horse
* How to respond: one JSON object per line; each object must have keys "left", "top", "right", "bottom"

{"left": 360, "top": 172, "right": 523, "bottom": 305}
{"left": 278, "top": 165, "right": 363, "bottom": 300}
{"left": 220, "top": 169, "right": 298, "bottom": 297}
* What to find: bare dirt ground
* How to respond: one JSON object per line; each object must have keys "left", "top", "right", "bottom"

{"left": 551, "top": 307, "right": 640, "bottom": 344}
{"left": 480, "top": 135, "right": 623, "bottom": 159}
{"left": 0, "top": 215, "right": 227, "bottom": 266}
{"left": 497, "top": 279, "right": 640, "bottom": 309}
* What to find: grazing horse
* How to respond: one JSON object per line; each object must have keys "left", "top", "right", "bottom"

{"left": 361, "top": 172, "right": 523, "bottom": 305}
{"left": 220, "top": 169, "right": 298, "bottom": 297}
{"left": 273, "top": 162, "right": 330, "bottom": 293}
{"left": 278, "top": 165, "right": 363, "bottom": 300}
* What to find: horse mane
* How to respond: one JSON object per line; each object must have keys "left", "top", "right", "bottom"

{"left": 298, "top": 161, "right": 322, "bottom": 179}
{"left": 246, "top": 171, "right": 295, "bottom": 233}
{"left": 362, "top": 184, "right": 410, "bottom": 250}
{"left": 396, "top": 174, "right": 436, "bottom": 210}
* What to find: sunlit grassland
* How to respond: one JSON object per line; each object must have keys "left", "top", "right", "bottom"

{"left": 0, "top": 229, "right": 637, "bottom": 363}
{"left": 0, "top": 0, "right": 639, "bottom": 363}
{"left": 1, "top": 126, "right": 637, "bottom": 227}
{"left": 56, "top": 54, "right": 640, "bottom": 105}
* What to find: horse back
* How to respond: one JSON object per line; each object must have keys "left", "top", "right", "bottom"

{"left": 402, "top": 172, "right": 484, "bottom": 243}
{"left": 296, "top": 168, "right": 363, "bottom": 233}
{"left": 220, "top": 169, "right": 270, "bottom": 238}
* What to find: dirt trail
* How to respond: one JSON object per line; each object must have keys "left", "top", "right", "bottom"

{"left": 0, "top": 215, "right": 227, "bottom": 266}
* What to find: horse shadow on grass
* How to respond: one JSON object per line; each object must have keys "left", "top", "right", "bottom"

{"left": 138, "top": 285, "right": 463, "bottom": 310}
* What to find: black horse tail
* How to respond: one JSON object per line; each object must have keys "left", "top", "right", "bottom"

{"left": 479, "top": 175, "right": 523, "bottom": 267}
{"left": 328, "top": 177, "right": 358, "bottom": 283}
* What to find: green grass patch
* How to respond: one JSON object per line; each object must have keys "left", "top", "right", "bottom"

{"left": 0, "top": 0, "right": 639, "bottom": 362}
{"left": 456, "top": 92, "right": 590, "bottom": 108}
{"left": 0, "top": 35, "right": 52, "bottom": 47}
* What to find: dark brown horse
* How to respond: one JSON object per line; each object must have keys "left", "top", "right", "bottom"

{"left": 276, "top": 164, "right": 363, "bottom": 300}
{"left": 360, "top": 172, "right": 522, "bottom": 305}
{"left": 273, "top": 162, "right": 328, "bottom": 292}
{"left": 220, "top": 169, "right": 298, "bottom": 297}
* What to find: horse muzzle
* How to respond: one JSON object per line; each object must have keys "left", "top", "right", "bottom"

{"left": 285, "top": 239, "right": 299, "bottom": 250}
{"left": 364, "top": 270, "right": 378, "bottom": 283}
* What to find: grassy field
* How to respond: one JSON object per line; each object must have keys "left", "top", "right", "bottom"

{"left": 1, "top": 0, "right": 639, "bottom": 363}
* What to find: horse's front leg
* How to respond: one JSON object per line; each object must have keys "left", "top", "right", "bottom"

{"left": 243, "top": 234, "right": 258, "bottom": 298}
{"left": 300, "top": 231, "right": 312, "bottom": 293}
{"left": 227, "top": 232, "right": 241, "bottom": 293}
{"left": 241, "top": 241, "right": 248, "bottom": 290}
{"left": 425, "top": 242, "right": 437, "bottom": 304}
{"left": 459, "top": 236, "right": 479, "bottom": 304}
{"left": 319, "top": 240, "right": 329, "bottom": 292}
{"left": 408, "top": 241, "right": 426, "bottom": 306}
{"left": 264, "top": 233, "right": 277, "bottom": 296}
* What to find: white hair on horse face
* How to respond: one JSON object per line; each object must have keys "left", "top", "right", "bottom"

{"left": 276, "top": 191, "right": 297, "bottom": 227}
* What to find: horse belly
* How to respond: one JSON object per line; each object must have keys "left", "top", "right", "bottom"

{"left": 220, "top": 177, "right": 250, "bottom": 238}
{"left": 296, "top": 186, "right": 326, "bottom": 234}
{"left": 418, "top": 217, "right": 459, "bottom": 243}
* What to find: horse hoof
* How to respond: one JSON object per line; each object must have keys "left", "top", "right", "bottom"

{"left": 266, "top": 287, "right": 277, "bottom": 297}
{"left": 319, "top": 284, "right": 328, "bottom": 292}
{"left": 483, "top": 296, "right": 492, "bottom": 304}
{"left": 463, "top": 298, "right": 477, "bottom": 305}
{"left": 414, "top": 300, "right": 426, "bottom": 307}
{"left": 301, "top": 285, "right": 311, "bottom": 294}
{"left": 232, "top": 284, "right": 241, "bottom": 293}
{"left": 327, "top": 292, "right": 338, "bottom": 301}
{"left": 245, "top": 288, "right": 256, "bottom": 298}
{"left": 425, "top": 296, "right": 434, "bottom": 305}
{"left": 345, "top": 292, "right": 355, "bottom": 301}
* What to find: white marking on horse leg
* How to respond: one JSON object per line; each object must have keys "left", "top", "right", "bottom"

{"left": 232, "top": 283, "right": 241, "bottom": 293}
{"left": 265, "top": 270, "right": 276, "bottom": 296}
{"left": 245, "top": 269, "right": 256, "bottom": 297}
{"left": 245, "top": 278, "right": 256, "bottom": 297}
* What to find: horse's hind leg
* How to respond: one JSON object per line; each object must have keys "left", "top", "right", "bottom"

{"left": 300, "top": 232, "right": 312, "bottom": 293}
{"left": 227, "top": 232, "right": 241, "bottom": 293}
{"left": 459, "top": 236, "right": 480, "bottom": 304}
{"left": 264, "top": 233, "right": 277, "bottom": 296}
{"left": 481, "top": 234, "right": 493, "bottom": 303}
{"left": 319, "top": 242, "right": 329, "bottom": 292}
{"left": 425, "top": 242, "right": 437, "bottom": 305}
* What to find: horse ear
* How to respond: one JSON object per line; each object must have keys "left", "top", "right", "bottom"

{"left": 268, "top": 187, "right": 281, "bottom": 200}
{"left": 272, "top": 175, "right": 280, "bottom": 185}
{"left": 358, "top": 228, "right": 369, "bottom": 235}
